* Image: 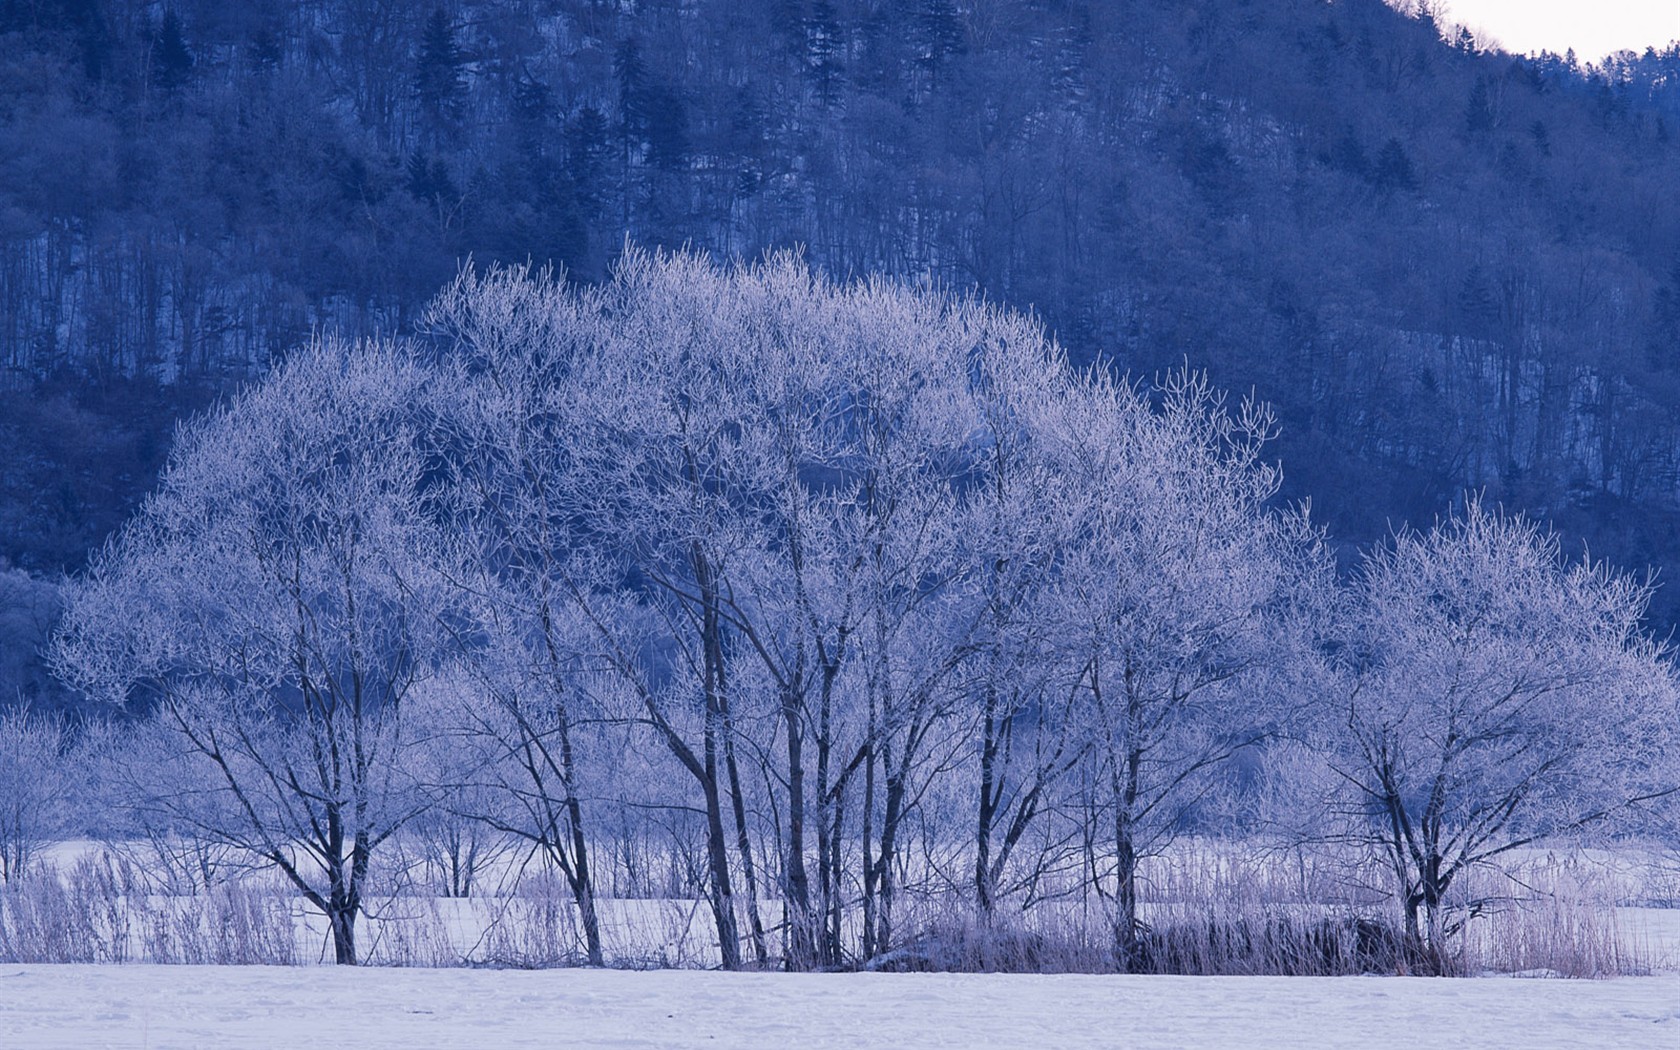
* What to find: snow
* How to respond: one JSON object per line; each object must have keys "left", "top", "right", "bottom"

{"left": 3, "top": 966, "right": 1678, "bottom": 1049}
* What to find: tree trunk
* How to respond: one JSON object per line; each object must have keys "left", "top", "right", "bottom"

{"left": 782, "top": 686, "right": 817, "bottom": 969}
{"left": 701, "top": 758, "right": 743, "bottom": 969}
{"left": 330, "top": 903, "right": 358, "bottom": 965}
{"left": 860, "top": 727, "right": 879, "bottom": 961}
{"left": 565, "top": 791, "right": 605, "bottom": 967}
{"left": 872, "top": 761, "right": 908, "bottom": 957}
{"left": 327, "top": 851, "right": 361, "bottom": 965}
{"left": 1113, "top": 815, "right": 1139, "bottom": 971}
{"left": 1111, "top": 747, "right": 1143, "bottom": 972}
{"left": 722, "top": 720, "right": 768, "bottom": 966}
{"left": 976, "top": 684, "right": 1001, "bottom": 919}
{"left": 695, "top": 546, "right": 743, "bottom": 970}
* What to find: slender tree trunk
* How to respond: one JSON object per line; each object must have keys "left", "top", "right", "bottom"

{"left": 782, "top": 687, "right": 816, "bottom": 969}
{"left": 815, "top": 708, "right": 837, "bottom": 966}
{"left": 873, "top": 763, "right": 906, "bottom": 957}
{"left": 701, "top": 749, "right": 742, "bottom": 969}
{"left": 532, "top": 576, "right": 606, "bottom": 966}
{"left": 722, "top": 721, "right": 767, "bottom": 965}
{"left": 860, "top": 721, "right": 879, "bottom": 961}
{"left": 826, "top": 786, "right": 847, "bottom": 963}
{"left": 814, "top": 660, "right": 850, "bottom": 967}
{"left": 976, "top": 683, "right": 1001, "bottom": 919}
{"left": 1113, "top": 807, "right": 1139, "bottom": 971}
{"left": 1112, "top": 746, "right": 1143, "bottom": 972}
{"left": 695, "top": 546, "right": 743, "bottom": 970}
{"left": 565, "top": 791, "right": 605, "bottom": 967}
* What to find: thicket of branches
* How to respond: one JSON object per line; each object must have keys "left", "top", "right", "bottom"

{"left": 42, "top": 250, "right": 1680, "bottom": 972}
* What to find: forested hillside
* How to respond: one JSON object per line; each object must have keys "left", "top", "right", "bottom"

{"left": 5, "top": 0, "right": 1680, "bottom": 617}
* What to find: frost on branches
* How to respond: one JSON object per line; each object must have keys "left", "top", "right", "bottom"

{"left": 49, "top": 249, "right": 1680, "bottom": 971}
{"left": 54, "top": 342, "right": 458, "bottom": 964}
{"left": 1316, "top": 500, "right": 1676, "bottom": 972}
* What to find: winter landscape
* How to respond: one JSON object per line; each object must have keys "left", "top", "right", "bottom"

{"left": 8, "top": 1, "right": 1680, "bottom": 1047}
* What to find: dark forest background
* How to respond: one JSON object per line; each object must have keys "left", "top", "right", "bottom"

{"left": 8, "top": 0, "right": 1680, "bottom": 709}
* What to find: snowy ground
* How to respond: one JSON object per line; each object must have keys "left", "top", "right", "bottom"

{"left": 2, "top": 966, "right": 1678, "bottom": 1049}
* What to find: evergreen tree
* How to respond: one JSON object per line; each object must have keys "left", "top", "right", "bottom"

{"left": 806, "top": 1, "right": 843, "bottom": 109}
{"left": 152, "top": 10, "right": 193, "bottom": 93}
{"left": 726, "top": 86, "right": 768, "bottom": 195}
{"left": 512, "top": 75, "right": 553, "bottom": 157}
{"left": 917, "top": 0, "right": 965, "bottom": 75}
{"left": 615, "top": 37, "right": 650, "bottom": 146}
{"left": 415, "top": 8, "right": 466, "bottom": 142}
{"left": 1372, "top": 138, "right": 1418, "bottom": 194}
{"left": 565, "top": 106, "right": 611, "bottom": 214}
{"left": 407, "top": 151, "right": 458, "bottom": 205}
{"left": 644, "top": 86, "right": 691, "bottom": 173}
{"left": 1465, "top": 77, "right": 1494, "bottom": 135}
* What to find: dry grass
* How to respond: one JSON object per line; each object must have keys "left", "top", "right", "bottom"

{"left": 0, "top": 852, "right": 296, "bottom": 964}
{"left": 3, "top": 839, "right": 1670, "bottom": 975}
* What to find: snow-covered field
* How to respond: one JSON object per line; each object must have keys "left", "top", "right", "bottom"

{"left": 2, "top": 965, "right": 1678, "bottom": 1049}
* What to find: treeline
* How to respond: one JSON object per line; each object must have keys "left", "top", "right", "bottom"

{"left": 30, "top": 253, "right": 1676, "bottom": 974}
{"left": 6, "top": 1, "right": 1680, "bottom": 621}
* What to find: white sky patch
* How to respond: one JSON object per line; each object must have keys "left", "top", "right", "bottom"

{"left": 1438, "top": 0, "right": 1680, "bottom": 61}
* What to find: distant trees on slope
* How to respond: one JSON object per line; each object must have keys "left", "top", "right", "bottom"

{"left": 7, "top": 0, "right": 1680, "bottom": 620}
{"left": 50, "top": 250, "right": 1679, "bottom": 970}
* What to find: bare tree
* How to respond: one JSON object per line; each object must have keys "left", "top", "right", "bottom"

{"left": 53, "top": 339, "right": 455, "bottom": 964}
{"left": 1045, "top": 370, "right": 1325, "bottom": 965}
{"left": 421, "top": 280, "right": 619, "bottom": 965}
{"left": 1323, "top": 499, "right": 1677, "bottom": 972}
{"left": 0, "top": 708, "right": 67, "bottom": 882}
{"left": 424, "top": 251, "right": 1076, "bottom": 967}
{"left": 78, "top": 715, "right": 247, "bottom": 894}
{"left": 959, "top": 341, "right": 1091, "bottom": 925}
{"left": 398, "top": 674, "right": 521, "bottom": 901}
{"left": 427, "top": 256, "right": 770, "bottom": 967}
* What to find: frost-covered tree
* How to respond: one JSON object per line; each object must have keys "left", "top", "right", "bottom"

{"left": 1037, "top": 370, "right": 1326, "bottom": 964}
{"left": 398, "top": 674, "right": 521, "bottom": 902}
{"left": 42, "top": 232, "right": 1680, "bottom": 975}
{"left": 426, "top": 250, "right": 1094, "bottom": 966}
{"left": 1324, "top": 500, "right": 1677, "bottom": 972}
{"left": 0, "top": 708, "right": 67, "bottom": 882}
{"left": 419, "top": 281, "right": 619, "bottom": 964}
{"left": 423, "top": 248, "right": 1330, "bottom": 969}
{"left": 955, "top": 340, "right": 1087, "bottom": 925}
{"left": 75, "top": 714, "right": 246, "bottom": 894}
{"left": 53, "top": 340, "right": 456, "bottom": 964}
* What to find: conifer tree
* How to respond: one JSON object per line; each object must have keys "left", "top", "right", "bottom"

{"left": 415, "top": 8, "right": 465, "bottom": 143}
{"left": 152, "top": 10, "right": 193, "bottom": 93}
{"left": 1372, "top": 138, "right": 1418, "bottom": 193}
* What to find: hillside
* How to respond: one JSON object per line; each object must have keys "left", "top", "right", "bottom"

{"left": 3, "top": 0, "right": 1680, "bottom": 618}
